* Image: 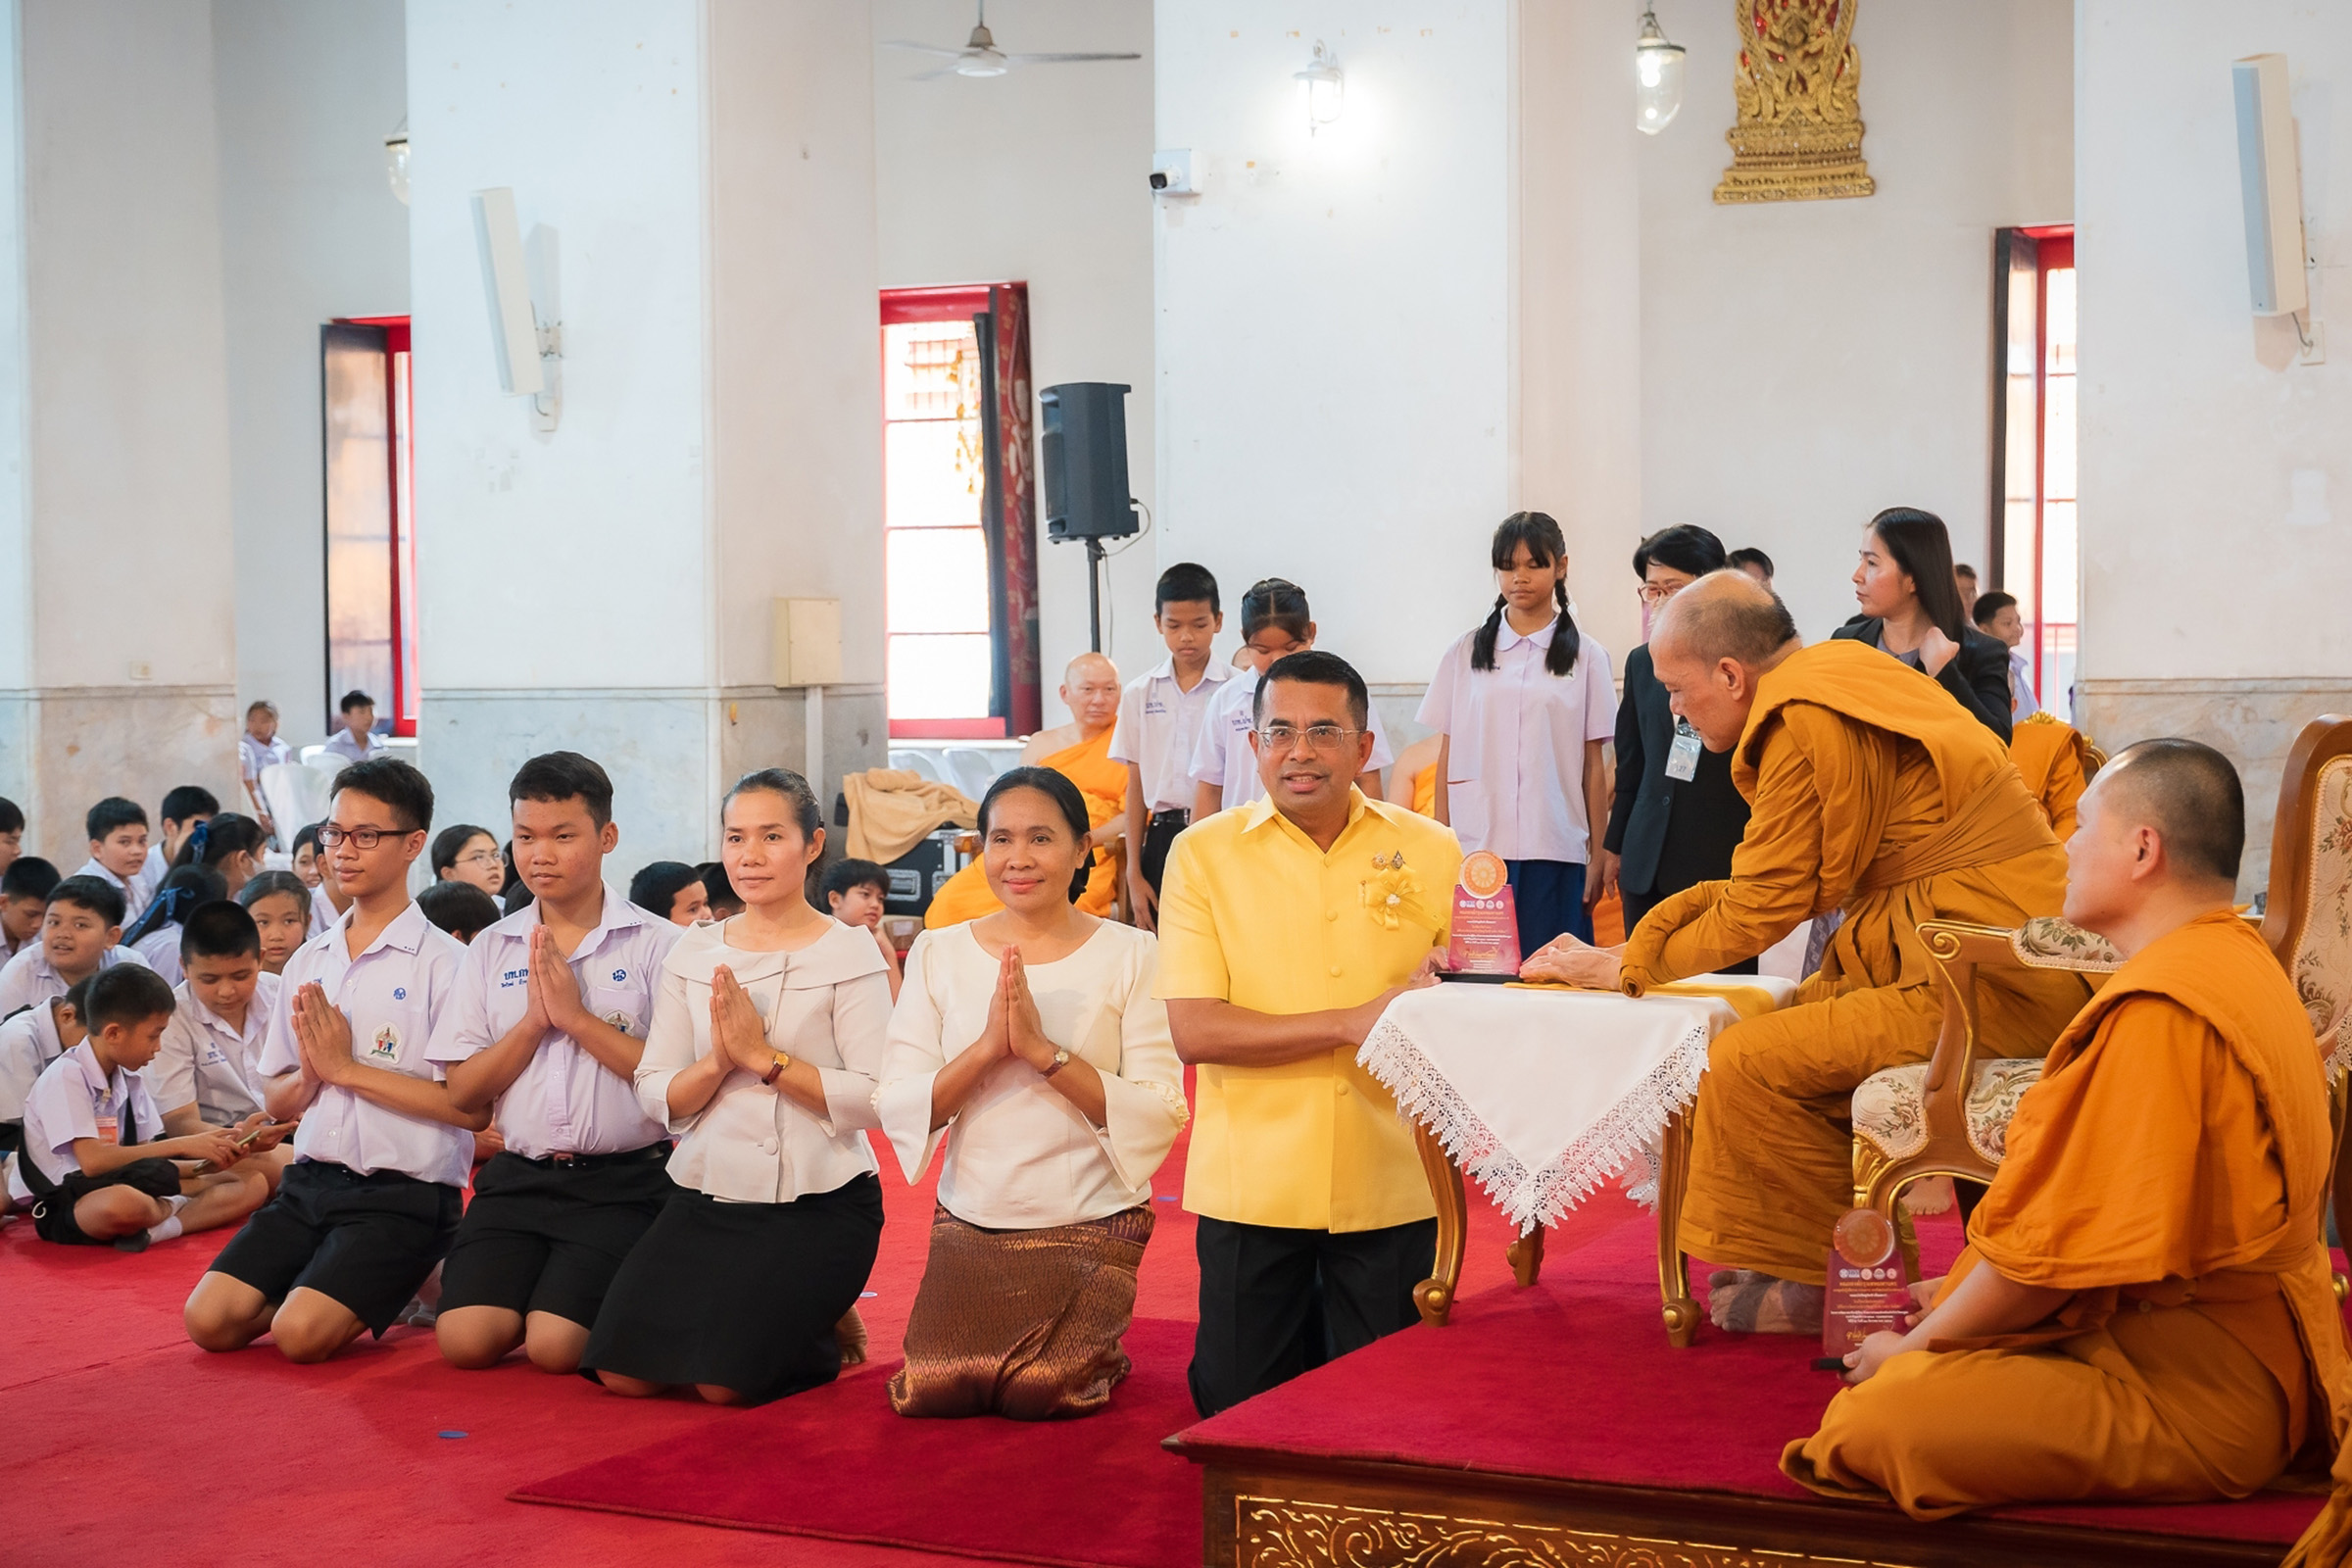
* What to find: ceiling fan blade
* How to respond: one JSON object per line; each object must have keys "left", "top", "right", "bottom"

{"left": 881, "top": 40, "right": 965, "bottom": 57}
{"left": 1002, "top": 51, "right": 1144, "bottom": 65}
{"left": 907, "top": 62, "right": 967, "bottom": 80}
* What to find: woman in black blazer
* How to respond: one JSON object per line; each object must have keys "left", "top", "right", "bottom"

{"left": 1599, "top": 526, "right": 1754, "bottom": 969}
{"left": 1830, "top": 508, "right": 2013, "bottom": 743}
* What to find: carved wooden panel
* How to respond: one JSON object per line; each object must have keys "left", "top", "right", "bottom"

{"left": 1236, "top": 1494, "right": 1919, "bottom": 1568}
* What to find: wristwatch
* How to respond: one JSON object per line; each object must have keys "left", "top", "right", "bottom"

{"left": 761, "top": 1051, "right": 793, "bottom": 1086}
{"left": 1041, "top": 1049, "right": 1072, "bottom": 1079}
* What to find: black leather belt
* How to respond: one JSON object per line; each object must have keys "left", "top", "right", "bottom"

{"left": 1149, "top": 809, "right": 1191, "bottom": 829}
{"left": 521, "top": 1141, "right": 669, "bottom": 1171}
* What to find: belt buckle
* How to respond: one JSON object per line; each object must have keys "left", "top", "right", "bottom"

{"left": 549, "top": 1152, "right": 581, "bottom": 1167}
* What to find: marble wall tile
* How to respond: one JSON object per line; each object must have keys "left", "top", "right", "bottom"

{"left": 0, "top": 686, "right": 240, "bottom": 860}
{"left": 2078, "top": 680, "right": 2352, "bottom": 900}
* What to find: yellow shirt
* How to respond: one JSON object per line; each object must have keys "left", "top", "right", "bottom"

{"left": 1154, "top": 789, "right": 1462, "bottom": 1232}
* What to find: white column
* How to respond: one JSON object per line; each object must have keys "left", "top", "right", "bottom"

{"left": 408, "top": 0, "right": 884, "bottom": 866}
{"left": 0, "top": 0, "right": 240, "bottom": 850}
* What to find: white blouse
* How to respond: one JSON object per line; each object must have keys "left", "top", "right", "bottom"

{"left": 876, "top": 920, "right": 1187, "bottom": 1230}
{"left": 1416, "top": 616, "right": 1617, "bottom": 863}
{"left": 635, "top": 916, "right": 894, "bottom": 1204}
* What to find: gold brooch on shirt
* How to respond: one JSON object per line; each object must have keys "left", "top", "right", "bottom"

{"left": 1360, "top": 853, "right": 1433, "bottom": 932}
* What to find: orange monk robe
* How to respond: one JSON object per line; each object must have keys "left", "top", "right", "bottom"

{"left": 1784, "top": 911, "right": 2352, "bottom": 1540}
{"left": 1621, "top": 640, "right": 2092, "bottom": 1283}
{"left": 2010, "top": 713, "right": 2093, "bottom": 839}
{"left": 922, "top": 725, "right": 1126, "bottom": 928}
{"left": 1410, "top": 762, "right": 1437, "bottom": 817}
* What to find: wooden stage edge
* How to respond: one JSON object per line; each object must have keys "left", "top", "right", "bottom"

{"left": 1166, "top": 1439, "right": 2294, "bottom": 1568}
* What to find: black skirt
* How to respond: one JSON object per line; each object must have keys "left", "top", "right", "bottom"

{"left": 582, "top": 1171, "right": 883, "bottom": 1405}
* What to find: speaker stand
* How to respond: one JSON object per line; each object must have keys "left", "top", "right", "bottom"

{"left": 1085, "top": 537, "right": 1107, "bottom": 653}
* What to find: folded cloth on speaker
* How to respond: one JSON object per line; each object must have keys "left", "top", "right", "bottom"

{"left": 844, "top": 769, "right": 978, "bottom": 865}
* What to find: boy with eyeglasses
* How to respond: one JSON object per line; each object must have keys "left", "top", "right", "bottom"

{"left": 184, "top": 758, "right": 487, "bottom": 1364}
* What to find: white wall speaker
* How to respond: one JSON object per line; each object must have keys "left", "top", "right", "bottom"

{"left": 471, "top": 187, "right": 546, "bottom": 395}
{"left": 2232, "top": 53, "right": 2308, "bottom": 318}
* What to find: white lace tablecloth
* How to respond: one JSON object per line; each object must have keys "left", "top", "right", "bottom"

{"left": 1357, "top": 974, "right": 1798, "bottom": 1233}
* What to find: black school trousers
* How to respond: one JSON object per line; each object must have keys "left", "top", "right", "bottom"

{"left": 1188, "top": 1214, "right": 1437, "bottom": 1417}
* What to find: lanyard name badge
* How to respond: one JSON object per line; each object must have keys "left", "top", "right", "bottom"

{"left": 1665, "top": 719, "right": 1704, "bottom": 782}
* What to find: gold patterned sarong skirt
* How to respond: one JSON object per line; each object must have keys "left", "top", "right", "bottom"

{"left": 888, "top": 1201, "right": 1153, "bottom": 1419}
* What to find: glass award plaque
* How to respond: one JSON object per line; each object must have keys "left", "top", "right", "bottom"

{"left": 1444, "top": 851, "right": 1521, "bottom": 979}
{"left": 1823, "top": 1206, "right": 1912, "bottom": 1357}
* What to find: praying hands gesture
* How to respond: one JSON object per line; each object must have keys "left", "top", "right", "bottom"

{"left": 1518, "top": 931, "right": 1627, "bottom": 991}
{"left": 707, "top": 965, "right": 777, "bottom": 1078}
{"left": 530, "top": 925, "right": 591, "bottom": 1037}
{"left": 292, "top": 982, "right": 357, "bottom": 1086}
{"left": 1001, "top": 947, "right": 1057, "bottom": 1075}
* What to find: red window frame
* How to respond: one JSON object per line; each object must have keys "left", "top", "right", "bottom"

{"left": 340, "top": 315, "right": 417, "bottom": 737}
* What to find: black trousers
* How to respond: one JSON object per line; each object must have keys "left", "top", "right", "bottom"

{"left": 1189, "top": 1214, "right": 1437, "bottom": 1418}
{"left": 1620, "top": 885, "right": 1757, "bottom": 975}
{"left": 1140, "top": 810, "right": 1188, "bottom": 898}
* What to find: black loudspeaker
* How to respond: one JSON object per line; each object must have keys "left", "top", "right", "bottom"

{"left": 1039, "top": 382, "right": 1139, "bottom": 541}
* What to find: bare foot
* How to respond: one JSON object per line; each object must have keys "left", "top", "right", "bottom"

{"left": 836, "top": 1305, "right": 869, "bottom": 1366}
{"left": 1707, "top": 1275, "right": 1826, "bottom": 1334}
{"left": 1707, "top": 1268, "right": 1763, "bottom": 1292}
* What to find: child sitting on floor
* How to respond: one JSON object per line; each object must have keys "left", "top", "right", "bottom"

{"left": 0, "top": 875, "right": 150, "bottom": 1018}
{"left": 76, "top": 797, "right": 157, "bottom": 927}
{"left": 822, "top": 858, "right": 902, "bottom": 1000}
{"left": 238, "top": 872, "right": 312, "bottom": 974}
{"left": 5, "top": 965, "right": 269, "bottom": 1250}
{"left": 628, "top": 860, "right": 710, "bottom": 926}
{"left": 122, "top": 864, "right": 230, "bottom": 988}
{"left": 0, "top": 978, "right": 86, "bottom": 1159}
{"left": 153, "top": 902, "right": 295, "bottom": 1192}
{"left": 1, "top": 857, "right": 59, "bottom": 964}
{"left": 416, "top": 880, "right": 502, "bottom": 944}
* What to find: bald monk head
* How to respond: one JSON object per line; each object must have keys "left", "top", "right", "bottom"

{"left": 2062, "top": 737, "right": 2244, "bottom": 956}
{"left": 1647, "top": 569, "right": 1804, "bottom": 751}
{"left": 1060, "top": 652, "right": 1122, "bottom": 736}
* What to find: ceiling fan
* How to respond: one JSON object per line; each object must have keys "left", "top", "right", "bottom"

{"left": 883, "top": 1, "right": 1141, "bottom": 79}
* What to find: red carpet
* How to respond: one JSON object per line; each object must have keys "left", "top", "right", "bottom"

{"left": 514, "top": 1317, "right": 1204, "bottom": 1568}
{"left": 1176, "top": 1211, "right": 2334, "bottom": 1546}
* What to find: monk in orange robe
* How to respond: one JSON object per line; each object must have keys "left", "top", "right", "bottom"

{"left": 1783, "top": 741, "right": 2352, "bottom": 1557}
{"left": 2010, "top": 711, "right": 2094, "bottom": 837}
{"left": 1521, "top": 572, "right": 2088, "bottom": 1331}
{"left": 926, "top": 653, "right": 1128, "bottom": 927}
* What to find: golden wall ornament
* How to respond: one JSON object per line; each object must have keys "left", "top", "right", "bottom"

{"left": 1713, "top": 0, "right": 1874, "bottom": 204}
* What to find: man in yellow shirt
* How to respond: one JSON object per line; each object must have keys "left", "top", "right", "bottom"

{"left": 1155, "top": 650, "right": 1462, "bottom": 1416}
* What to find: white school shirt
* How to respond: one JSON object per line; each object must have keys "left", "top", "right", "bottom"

{"left": 0, "top": 1001, "right": 68, "bottom": 1125}
{"left": 240, "top": 733, "right": 292, "bottom": 783}
{"left": 634, "top": 917, "right": 892, "bottom": 1204}
{"left": 307, "top": 891, "right": 339, "bottom": 938}
{"left": 74, "top": 857, "right": 158, "bottom": 928}
{"left": 1189, "top": 667, "right": 1396, "bottom": 811}
{"left": 0, "top": 928, "right": 28, "bottom": 964}
{"left": 1417, "top": 617, "right": 1618, "bottom": 865}
{"left": 1107, "top": 657, "right": 1238, "bottom": 814}
{"left": 0, "top": 943, "right": 150, "bottom": 1020}
{"left": 256, "top": 900, "right": 471, "bottom": 1187}
{"left": 150, "top": 974, "right": 280, "bottom": 1127}
{"left": 319, "top": 728, "right": 388, "bottom": 764}
{"left": 876, "top": 921, "right": 1187, "bottom": 1229}
{"left": 2007, "top": 649, "right": 2042, "bottom": 720}
{"left": 426, "top": 885, "right": 680, "bottom": 1158}
{"left": 7, "top": 1043, "right": 164, "bottom": 1202}
{"left": 133, "top": 925, "right": 184, "bottom": 988}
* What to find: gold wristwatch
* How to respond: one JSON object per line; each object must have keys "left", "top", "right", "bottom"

{"left": 761, "top": 1051, "right": 793, "bottom": 1086}
{"left": 1041, "top": 1049, "right": 1072, "bottom": 1079}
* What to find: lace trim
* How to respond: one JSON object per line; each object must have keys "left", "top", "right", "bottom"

{"left": 1357, "top": 1015, "right": 1712, "bottom": 1232}
{"left": 1137, "top": 1077, "right": 1192, "bottom": 1130}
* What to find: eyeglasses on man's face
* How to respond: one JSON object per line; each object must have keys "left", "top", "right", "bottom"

{"left": 317, "top": 823, "right": 410, "bottom": 851}
{"left": 1255, "top": 722, "right": 1360, "bottom": 754}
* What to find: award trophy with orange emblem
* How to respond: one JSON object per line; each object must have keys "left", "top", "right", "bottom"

{"left": 1439, "top": 851, "right": 1519, "bottom": 983}
{"left": 1814, "top": 1206, "right": 1914, "bottom": 1371}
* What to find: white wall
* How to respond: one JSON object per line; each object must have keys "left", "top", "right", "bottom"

{"left": 213, "top": 0, "right": 410, "bottom": 737}
{"left": 1154, "top": 3, "right": 1513, "bottom": 692}
{"left": 1637, "top": 0, "right": 2073, "bottom": 645}
{"left": 2079, "top": 0, "right": 2352, "bottom": 683}
{"left": 873, "top": 0, "right": 1156, "bottom": 713}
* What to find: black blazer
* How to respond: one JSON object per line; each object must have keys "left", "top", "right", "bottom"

{"left": 1602, "top": 644, "right": 1751, "bottom": 900}
{"left": 1829, "top": 618, "right": 2014, "bottom": 744}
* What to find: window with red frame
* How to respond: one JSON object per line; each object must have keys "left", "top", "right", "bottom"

{"left": 880, "top": 284, "right": 1042, "bottom": 741}
{"left": 321, "top": 315, "right": 417, "bottom": 739}
{"left": 1989, "top": 226, "right": 2076, "bottom": 721}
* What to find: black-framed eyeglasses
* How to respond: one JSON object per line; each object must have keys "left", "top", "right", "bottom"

{"left": 316, "top": 823, "right": 409, "bottom": 851}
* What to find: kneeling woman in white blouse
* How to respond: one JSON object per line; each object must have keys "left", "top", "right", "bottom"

{"left": 878, "top": 766, "right": 1187, "bottom": 1419}
{"left": 583, "top": 768, "right": 893, "bottom": 1406}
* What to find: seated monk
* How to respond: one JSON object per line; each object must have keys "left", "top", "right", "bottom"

{"left": 1521, "top": 571, "right": 2090, "bottom": 1333}
{"left": 2011, "top": 711, "right": 2095, "bottom": 838}
{"left": 926, "top": 653, "right": 1127, "bottom": 927}
{"left": 1783, "top": 740, "right": 2352, "bottom": 1555}
{"left": 1386, "top": 734, "right": 1441, "bottom": 817}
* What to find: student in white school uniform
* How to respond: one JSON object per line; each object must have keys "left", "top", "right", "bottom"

{"left": 290, "top": 823, "right": 347, "bottom": 938}
{"left": 1418, "top": 512, "right": 1618, "bottom": 955}
{"left": 0, "top": 876, "right": 151, "bottom": 1019}
{"left": 582, "top": 767, "right": 893, "bottom": 1407}
{"left": 239, "top": 701, "right": 294, "bottom": 835}
{"left": 7, "top": 966, "right": 269, "bottom": 1250}
{"left": 75, "top": 798, "right": 159, "bottom": 927}
{"left": 0, "top": 978, "right": 84, "bottom": 1159}
{"left": 321, "top": 689, "right": 391, "bottom": 764}
{"left": 1109, "top": 564, "right": 1233, "bottom": 931}
{"left": 430, "top": 753, "right": 682, "bottom": 1376}
{"left": 1190, "top": 578, "right": 1394, "bottom": 819}
{"left": 141, "top": 785, "right": 220, "bottom": 890}
{"left": 122, "top": 864, "right": 229, "bottom": 989}
{"left": 182, "top": 759, "right": 486, "bottom": 1364}
{"left": 151, "top": 902, "right": 295, "bottom": 1193}
{"left": 0, "top": 857, "right": 60, "bottom": 965}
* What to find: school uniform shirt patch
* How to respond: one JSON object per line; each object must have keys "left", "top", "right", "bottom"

{"left": 393, "top": 987, "right": 409, "bottom": 1001}
{"left": 603, "top": 1010, "right": 633, "bottom": 1034}
{"left": 611, "top": 968, "right": 626, "bottom": 983}
{"left": 370, "top": 1024, "right": 401, "bottom": 1059}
